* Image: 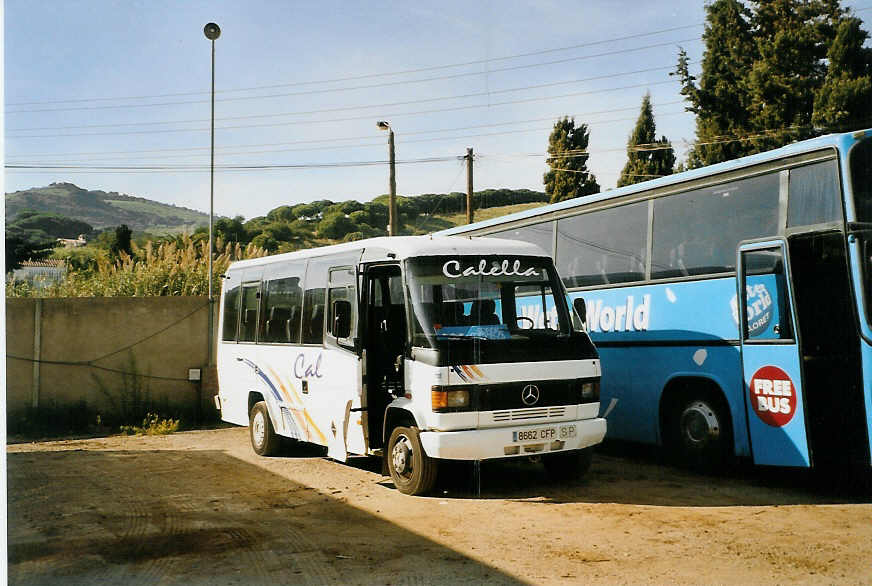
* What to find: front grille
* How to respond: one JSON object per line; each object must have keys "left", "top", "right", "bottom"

{"left": 492, "top": 406, "right": 567, "bottom": 422}
{"left": 477, "top": 379, "right": 584, "bottom": 411}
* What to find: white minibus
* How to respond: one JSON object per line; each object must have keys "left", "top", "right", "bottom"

{"left": 216, "top": 235, "right": 606, "bottom": 494}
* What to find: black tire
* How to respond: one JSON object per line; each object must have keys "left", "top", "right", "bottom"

{"left": 543, "top": 447, "right": 593, "bottom": 480}
{"left": 386, "top": 426, "right": 438, "bottom": 495}
{"left": 250, "top": 401, "right": 280, "bottom": 456}
{"left": 667, "top": 393, "right": 733, "bottom": 470}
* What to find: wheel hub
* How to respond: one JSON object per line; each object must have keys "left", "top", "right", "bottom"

{"left": 392, "top": 436, "right": 412, "bottom": 475}
{"left": 252, "top": 411, "right": 265, "bottom": 447}
{"left": 680, "top": 400, "right": 720, "bottom": 450}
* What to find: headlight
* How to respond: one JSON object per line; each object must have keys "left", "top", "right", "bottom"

{"left": 431, "top": 386, "right": 472, "bottom": 411}
{"left": 580, "top": 380, "right": 600, "bottom": 402}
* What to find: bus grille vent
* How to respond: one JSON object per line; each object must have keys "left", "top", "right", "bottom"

{"left": 492, "top": 407, "right": 566, "bottom": 422}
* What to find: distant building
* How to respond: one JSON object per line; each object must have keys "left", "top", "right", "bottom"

{"left": 57, "top": 234, "right": 87, "bottom": 248}
{"left": 10, "top": 260, "right": 66, "bottom": 289}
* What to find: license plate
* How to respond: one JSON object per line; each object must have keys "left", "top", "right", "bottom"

{"left": 513, "top": 425, "right": 576, "bottom": 442}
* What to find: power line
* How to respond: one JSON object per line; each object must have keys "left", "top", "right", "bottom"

{"left": 8, "top": 73, "right": 682, "bottom": 139}
{"left": 7, "top": 23, "right": 704, "bottom": 108}
{"left": 7, "top": 38, "right": 699, "bottom": 119}
{"left": 9, "top": 102, "right": 686, "bottom": 162}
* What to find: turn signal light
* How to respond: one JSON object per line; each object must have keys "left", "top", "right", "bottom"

{"left": 431, "top": 385, "right": 471, "bottom": 412}
{"left": 580, "top": 380, "right": 600, "bottom": 402}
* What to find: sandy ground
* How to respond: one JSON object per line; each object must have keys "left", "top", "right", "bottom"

{"left": 7, "top": 427, "right": 872, "bottom": 585}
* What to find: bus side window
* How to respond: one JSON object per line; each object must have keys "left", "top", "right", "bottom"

{"left": 221, "top": 280, "right": 241, "bottom": 342}
{"left": 239, "top": 283, "right": 260, "bottom": 343}
{"left": 302, "top": 257, "right": 331, "bottom": 345}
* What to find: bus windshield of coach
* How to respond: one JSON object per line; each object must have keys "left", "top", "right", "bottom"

{"left": 852, "top": 136, "right": 872, "bottom": 223}
{"left": 405, "top": 255, "right": 572, "bottom": 349}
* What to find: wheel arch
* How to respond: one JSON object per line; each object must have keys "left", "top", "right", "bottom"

{"left": 247, "top": 391, "right": 267, "bottom": 424}
{"left": 658, "top": 374, "right": 735, "bottom": 451}
{"left": 382, "top": 406, "right": 418, "bottom": 447}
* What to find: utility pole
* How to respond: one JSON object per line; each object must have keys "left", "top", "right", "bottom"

{"left": 466, "top": 147, "right": 474, "bottom": 225}
{"left": 388, "top": 129, "right": 397, "bottom": 236}
{"left": 377, "top": 121, "right": 398, "bottom": 236}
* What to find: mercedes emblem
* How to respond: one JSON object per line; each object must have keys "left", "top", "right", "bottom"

{"left": 521, "top": 384, "right": 540, "bottom": 406}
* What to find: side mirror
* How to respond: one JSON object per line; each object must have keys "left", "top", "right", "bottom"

{"left": 332, "top": 300, "right": 352, "bottom": 339}
{"left": 573, "top": 297, "right": 587, "bottom": 327}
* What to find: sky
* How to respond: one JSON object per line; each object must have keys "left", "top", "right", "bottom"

{"left": 4, "top": 1, "right": 870, "bottom": 221}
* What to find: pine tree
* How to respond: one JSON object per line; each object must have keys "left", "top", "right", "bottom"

{"left": 674, "top": 0, "right": 756, "bottom": 168}
{"left": 617, "top": 93, "right": 676, "bottom": 187}
{"left": 543, "top": 117, "right": 599, "bottom": 204}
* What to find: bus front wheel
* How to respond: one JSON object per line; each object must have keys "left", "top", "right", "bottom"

{"left": 387, "top": 426, "right": 438, "bottom": 495}
{"left": 250, "top": 401, "right": 280, "bottom": 456}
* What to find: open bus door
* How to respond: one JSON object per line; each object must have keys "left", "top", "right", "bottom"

{"left": 737, "top": 239, "right": 812, "bottom": 467}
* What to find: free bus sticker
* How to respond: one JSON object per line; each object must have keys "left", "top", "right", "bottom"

{"left": 749, "top": 365, "right": 797, "bottom": 427}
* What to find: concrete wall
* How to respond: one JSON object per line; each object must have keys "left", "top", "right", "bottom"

{"left": 6, "top": 297, "right": 219, "bottom": 422}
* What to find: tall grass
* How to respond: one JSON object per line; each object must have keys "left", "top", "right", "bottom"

{"left": 7, "top": 235, "right": 268, "bottom": 298}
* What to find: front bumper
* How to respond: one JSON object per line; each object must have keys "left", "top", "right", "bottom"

{"left": 418, "top": 417, "right": 607, "bottom": 461}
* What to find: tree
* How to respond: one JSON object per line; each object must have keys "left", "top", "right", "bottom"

{"left": 317, "top": 211, "right": 356, "bottom": 239}
{"left": 677, "top": 0, "right": 872, "bottom": 166}
{"left": 617, "top": 93, "right": 676, "bottom": 187}
{"left": 110, "top": 225, "right": 133, "bottom": 258}
{"left": 812, "top": 15, "right": 872, "bottom": 130}
{"left": 5, "top": 236, "right": 56, "bottom": 272}
{"left": 214, "top": 216, "right": 248, "bottom": 244}
{"left": 543, "top": 117, "right": 599, "bottom": 203}
{"left": 674, "top": 0, "right": 757, "bottom": 167}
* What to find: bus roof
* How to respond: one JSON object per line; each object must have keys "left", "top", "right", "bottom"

{"left": 226, "top": 234, "right": 548, "bottom": 271}
{"left": 437, "top": 128, "right": 872, "bottom": 236}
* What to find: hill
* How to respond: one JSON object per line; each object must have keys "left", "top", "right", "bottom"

{"left": 5, "top": 183, "right": 209, "bottom": 234}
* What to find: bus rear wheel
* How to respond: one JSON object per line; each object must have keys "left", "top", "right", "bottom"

{"left": 387, "top": 426, "right": 438, "bottom": 495}
{"left": 670, "top": 395, "right": 732, "bottom": 470}
{"left": 250, "top": 401, "right": 280, "bottom": 456}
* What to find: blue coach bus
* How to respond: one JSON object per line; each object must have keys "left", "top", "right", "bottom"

{"left": 440, "top": 129, "right": 872, "bottom": 471}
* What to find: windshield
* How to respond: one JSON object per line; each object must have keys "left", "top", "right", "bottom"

{"left": 851, "top": 136, "right": 872, "bottom": 223}
{"left": 405, "top": 255, "right": 573, "bottom": 349}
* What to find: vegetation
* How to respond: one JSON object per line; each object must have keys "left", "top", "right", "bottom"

{"left": 7, "top": 235, "right": 268, "bottom": 298}
{"left": 617, "top": 93, "right": 676, "bottom": 187}
{"left": 119, "top": 413, "right": 181, "bottom": 436}
{"left": 543, "top": 117, "right": 600, "bottom": 203}
{"left": 674, "top": 0, "right": 872, "bottom": 168}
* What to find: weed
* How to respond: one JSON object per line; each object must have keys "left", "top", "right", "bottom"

{"left": 119, "top": 412, "right": 180, "bottom": 435}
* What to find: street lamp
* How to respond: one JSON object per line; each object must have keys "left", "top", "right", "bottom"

{"left": 377, "top": 120, "right": 397, "bottom": 236}
{"left": 204, "top": 22, "right": 220, "bottom": 365}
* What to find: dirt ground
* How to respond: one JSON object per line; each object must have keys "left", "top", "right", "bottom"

{"left": 7, "top": 427, "right": 872, "bottom": 585}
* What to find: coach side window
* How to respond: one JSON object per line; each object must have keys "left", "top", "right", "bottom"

{"left": 492, "top": 221, "right": 555, "bottom": 256}
{"left": 651, "top": 172, "right": 780, "bottom": 279}
{"left": 788, "top": 159, "right": 842, "bottom": 227}
{"left": 556, "top": 202, "right": 648, "bottom": 287}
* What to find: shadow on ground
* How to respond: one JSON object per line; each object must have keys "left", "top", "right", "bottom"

{"left": 342, "top": 439, "right": 872, "bottom": 507}
{"left": 7, "top": 449, "right": 520, "bottom": 585}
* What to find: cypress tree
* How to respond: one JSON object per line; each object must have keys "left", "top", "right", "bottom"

{"left": 617, "top": 93, "right": 676, "bottom": 187}
{"left": 812, "top": 15, "right": 872, "bottom": 131}
{"left": 543, "top": 117, "right": 599, "bottom": 204}
{"left": 674, "top": 0, "right": 756, "bottom": 168}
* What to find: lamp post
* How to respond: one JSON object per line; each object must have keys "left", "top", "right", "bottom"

{"left": 204, "top": 22, "right": 220, "bottom": 365}
{"left": 377, "top": 120, "right": 397, "bottom": 236}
